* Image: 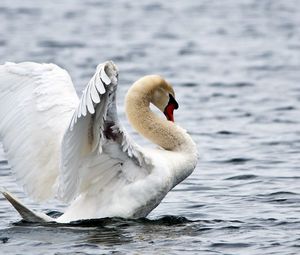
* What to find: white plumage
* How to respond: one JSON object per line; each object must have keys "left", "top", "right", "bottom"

{"left": 0, "top": 62, "right": 78, "bottom": 201}
{"left": 0, "top": 61, "right": 198, "bottom": 223}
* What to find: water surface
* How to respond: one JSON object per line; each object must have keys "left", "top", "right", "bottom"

{"left": 0, "top": 0, "right": 299, "bottom": 254}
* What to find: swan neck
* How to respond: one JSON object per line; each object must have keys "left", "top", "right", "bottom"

{"left": 125, "top": 77, "right": 189, "bottom": 151}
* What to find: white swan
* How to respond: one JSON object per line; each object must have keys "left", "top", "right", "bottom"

{"left": 0, "top": 61, "right": 198, "bottom": 223}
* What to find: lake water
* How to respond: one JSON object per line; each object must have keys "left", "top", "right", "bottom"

{"left": 0, "top": 0, "right": 299, "bottom": 254}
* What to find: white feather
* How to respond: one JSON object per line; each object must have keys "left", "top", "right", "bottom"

{"left": 100, "top": 66, "right": 111, "bottom": 85}
{"left": 58, "top": 61, "right": 146, "bottom": 203}
{"left": 0, "top": 60, "right": 198, "bottom": 223}
{"left": 0, "top": 62, "right": 78, "bottom": 201}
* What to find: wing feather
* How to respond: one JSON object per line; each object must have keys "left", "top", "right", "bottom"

{"left": 90, "top": 80, "right": 100, "bottom": 103}
{"left": 100, "top": 67, "right": 111, "bottom": 85}
{"left": 59, "top": 61, "right": 151, "bottom": 203}
{"left": 86, "top": 86, "right": 95, "bottom": 114}
{"left": 0, "top": 62, "right": 78, "bottom": 201}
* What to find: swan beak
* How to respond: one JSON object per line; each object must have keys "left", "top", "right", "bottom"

{"left": 164, "top": 94, "right": 179, "bottom": 122}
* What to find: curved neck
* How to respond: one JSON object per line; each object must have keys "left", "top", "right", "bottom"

{"left": 125, "top": 77, "right": 191, "bottom": 151}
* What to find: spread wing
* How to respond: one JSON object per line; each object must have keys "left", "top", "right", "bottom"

{"left": 59, "top": 61, "right": 151, "bottom": 202}
{"left": 0, "top": 62, "right": 78, "bottom": 201}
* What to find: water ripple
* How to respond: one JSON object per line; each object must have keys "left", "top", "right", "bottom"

{"left": 0, "top": 0, "right": 299, "bottom": 254}
{"left": 225, "top": 174, "right": 258, "bottom": 180}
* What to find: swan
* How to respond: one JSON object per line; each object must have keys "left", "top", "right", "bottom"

{"left": 0, "top": 61, "right": 198, "bottom": 223}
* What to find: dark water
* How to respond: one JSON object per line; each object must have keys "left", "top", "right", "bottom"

{"left": 0, "top": 0, "right": 300, "bottom": 254}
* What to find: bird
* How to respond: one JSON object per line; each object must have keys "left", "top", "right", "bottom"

{"left": 0, "top": 61, "right": 198, "bottom": 223}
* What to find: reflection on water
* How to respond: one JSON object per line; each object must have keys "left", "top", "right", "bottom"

{"left": 0, "top": 216, "right": 196, "bottom": 249}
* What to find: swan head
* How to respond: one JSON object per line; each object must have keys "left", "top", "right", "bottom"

{"left": 126, "top": 75, "right": 179, "bottom": 122}
{"left": 126, "top": 74, "right": 179, "bottom": 125}
{"left": 125, "top": 75, "right": 185, "bottom": 150}
{"left": 149, "top": 75, "right": 179, "bottom": 122}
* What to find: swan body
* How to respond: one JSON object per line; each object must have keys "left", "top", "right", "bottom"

{"left": 0, "top": 61, "right": 198, "bottom": 223}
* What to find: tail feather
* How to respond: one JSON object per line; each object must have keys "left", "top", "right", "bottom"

{"left": 1, "top": 189, "right": 54, "bottom": 223}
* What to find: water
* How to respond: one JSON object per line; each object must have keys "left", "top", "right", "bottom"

{"left": 0, "top": 0, "right": 300, "bottom": 254}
